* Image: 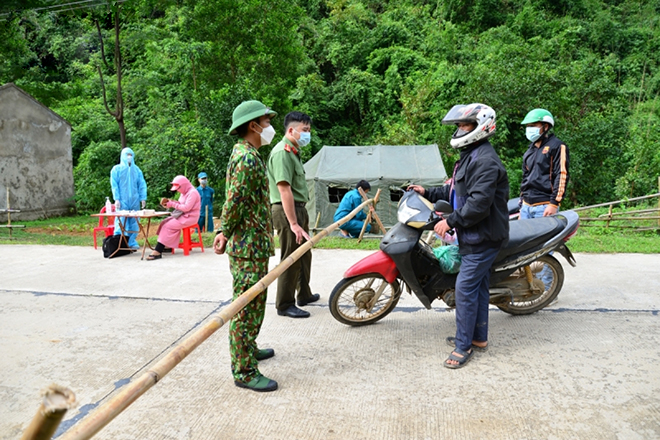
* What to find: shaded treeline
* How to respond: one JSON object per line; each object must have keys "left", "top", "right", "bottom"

{"left": 1, "top": 0, "right": 658, "bottom": 211}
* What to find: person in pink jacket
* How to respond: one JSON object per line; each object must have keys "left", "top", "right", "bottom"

{"left": 147, "top": 175, "right": 201, "bottom": 260}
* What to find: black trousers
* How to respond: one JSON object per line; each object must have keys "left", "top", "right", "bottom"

{"left": 272, "top": 204, "right": 313, "bottom": 310}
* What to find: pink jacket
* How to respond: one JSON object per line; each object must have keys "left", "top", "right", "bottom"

{"left": 157, "top": 175, "right": 201, "bottom": 248}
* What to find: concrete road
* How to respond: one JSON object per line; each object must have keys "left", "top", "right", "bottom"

{"left": 1, "top": 245, "right": 659, "bottom": 439}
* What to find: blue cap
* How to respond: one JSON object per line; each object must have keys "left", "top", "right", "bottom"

{"left": 198, "top": 172, "right": 208, "bottom": 179}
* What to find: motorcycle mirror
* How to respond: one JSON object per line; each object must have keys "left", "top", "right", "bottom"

{"left": 434, "top": 200, "right": 453, "bottom": 213}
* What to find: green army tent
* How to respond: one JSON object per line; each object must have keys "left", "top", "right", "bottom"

{"left": 304, "top": 145, "right": 448, "bottom": 230}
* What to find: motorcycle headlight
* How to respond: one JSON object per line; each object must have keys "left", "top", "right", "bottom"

{"left": 397, "top": 198, "right": 421, "bottom": 224}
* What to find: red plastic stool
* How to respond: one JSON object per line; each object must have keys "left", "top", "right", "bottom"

{"left": 172, "top": 225, "right": 204, "bottom": 256}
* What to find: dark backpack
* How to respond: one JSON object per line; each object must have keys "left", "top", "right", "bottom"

{"left": 102, "top": 234, "right": 132, "bottom": 259}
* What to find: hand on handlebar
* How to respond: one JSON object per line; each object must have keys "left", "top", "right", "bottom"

{"left": 407, "top": 184, "right": 425, "bottom": 195}
{"left": 434, "top": 219, "right": 451, "bottom": 237}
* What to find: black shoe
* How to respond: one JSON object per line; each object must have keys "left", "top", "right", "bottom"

{"left": 277, "top": 305, "right": 310, "bottom": 318}
{"left": 297, "top": 293, "right": 321, "bottom": 307}
{"left": 234, "top": 374, "right": 278, "bottom": 392}
{"left": 255, "top": 348, "right": 275, "bottom": 361}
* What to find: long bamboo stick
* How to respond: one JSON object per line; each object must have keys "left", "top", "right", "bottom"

{"left": 56, "top": 198, "right": 375, "bottom": 440}
{"left": 21, "top": 385, "right": 75, "bottom": 440}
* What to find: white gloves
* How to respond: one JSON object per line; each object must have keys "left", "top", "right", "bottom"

{"left": 141, "top": 200, "right": 146, "bottom": 209}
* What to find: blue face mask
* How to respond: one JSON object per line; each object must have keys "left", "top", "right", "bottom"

{"left": 296, "top": 130, "right": 311, "bottom": 147}
{"left": 526, "top": 127, "right": 542, "bottom": 142}
{"left": 126, "top": 155, "right": 133, "bottom": 165}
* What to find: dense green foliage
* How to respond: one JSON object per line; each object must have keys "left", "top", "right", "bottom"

{"left": 1, "top": 0, "right": 659, "bottom": 212}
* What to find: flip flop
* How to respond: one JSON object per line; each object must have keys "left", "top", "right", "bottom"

{"left": 443, "top": 347, "right": 474, "bottom": 369}
{"left": 146, "top": 253, "right": 162, "bottom": 261}
{"left": 445, "top": 336, "right": 488, "bottom": 352}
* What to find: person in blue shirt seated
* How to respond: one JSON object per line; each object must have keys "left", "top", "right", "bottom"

{"left": 333, "top": 180, "right": 377, "bottom": 238}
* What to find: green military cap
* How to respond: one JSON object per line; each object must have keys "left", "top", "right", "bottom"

{"left": 228, "top": 100, "right": 277, "bottom": 135}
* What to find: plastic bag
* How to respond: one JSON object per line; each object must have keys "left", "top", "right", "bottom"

{"left": 433, "top": 245, "right": 462, "bottom": 274}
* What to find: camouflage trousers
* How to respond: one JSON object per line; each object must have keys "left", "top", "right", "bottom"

{"left": 228, "top": 256, "right": 269, "bottom": 383}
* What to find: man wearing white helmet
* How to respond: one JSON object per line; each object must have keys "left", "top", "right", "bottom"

{"left": 408, "top": 103, "right": 509, "bottom": 369}
{"left": 519, "top": 108, "right": 570, "bottom": 218}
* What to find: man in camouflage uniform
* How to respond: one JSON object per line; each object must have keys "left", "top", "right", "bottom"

{"left": 214, "top": 100, "right": 278, "bottom": 392}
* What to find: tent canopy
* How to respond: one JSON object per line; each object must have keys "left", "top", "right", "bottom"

{"left": 304, "top": 145, "right": 448, "bottom": 230}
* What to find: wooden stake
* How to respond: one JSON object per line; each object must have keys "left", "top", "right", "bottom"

{"left": 56, "top": 198, "right": 375, "bottom": 440}
{"left": 21, "top": 385, "right": 75, "bottom": 440}
{"left": 357, "top": 210, "right": 372, "bottom": 243}
{"left": 358, "top": 187, "right": 386, "bottom": 234}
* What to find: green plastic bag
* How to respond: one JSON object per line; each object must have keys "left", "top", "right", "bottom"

{"left": 433, "top": 245, "right": 462, "bottom": 274}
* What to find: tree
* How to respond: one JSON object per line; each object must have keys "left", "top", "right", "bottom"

{"left": 95, "top": 3, "right": 126, "bottom": 148}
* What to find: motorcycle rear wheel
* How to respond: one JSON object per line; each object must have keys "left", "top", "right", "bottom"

{"left": 497, "top": 254, "right": 564, "bottom": 315}
{"left": 329, "top": 274, "right": 401, "bottom": 326}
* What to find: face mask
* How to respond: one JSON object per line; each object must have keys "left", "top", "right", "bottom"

{"left": 257, "top": 123, "right": 276, "bottom": 146}
{"left": 126, "top": 155, "right": 133, "bottom": 165}
{"left": 200, "top": 179, "right": 207, "bottom": 187}
{"left": 295, "top": 130, "right": 311, "bottom": 147}
{"left": 526, "top": 126, "right": 542, "bottom": 142}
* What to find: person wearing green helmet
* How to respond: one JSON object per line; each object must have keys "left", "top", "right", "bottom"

{"left": 213, "top": 100, "right": 278, "bottom": 392}
{"left": 519, "top": 108, "right": 570, "bottom": 218}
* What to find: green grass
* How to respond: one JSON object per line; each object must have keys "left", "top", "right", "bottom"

{"left": 1, "top": 214, "right": 659, "bottom": 253}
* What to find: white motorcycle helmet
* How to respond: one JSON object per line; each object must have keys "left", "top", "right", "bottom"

{"left": 442, "top": 103, "right": 497, "bottom": 149}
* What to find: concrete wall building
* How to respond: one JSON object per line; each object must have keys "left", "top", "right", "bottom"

{"left": 0, "top": 83, "right": 74, "bottom": 220}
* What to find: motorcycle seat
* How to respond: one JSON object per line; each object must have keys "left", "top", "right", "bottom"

{"left": 497, "top": 216, "right": 566, "bottom": 261}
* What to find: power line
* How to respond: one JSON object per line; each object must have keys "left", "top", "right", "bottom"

{"left": 0, "top": 0, "right": 128, "bottom": 19}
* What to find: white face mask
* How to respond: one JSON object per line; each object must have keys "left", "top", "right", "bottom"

{"left": 526, "top": 126, "right": 542, "bottom": 142}
{"left": 257, "top": 123, "right": 276, "bottom": 146}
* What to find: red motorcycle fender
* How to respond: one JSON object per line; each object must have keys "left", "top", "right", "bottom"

{"left": 344, "top": 250, "right": 399, "bottom": 283}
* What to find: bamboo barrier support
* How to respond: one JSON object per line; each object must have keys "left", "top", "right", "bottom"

{"left": 358, "top": 187, "right": 386, "bottom": 234}
{"left": 51, "top": 198, "right": 375, "bottom": 440}
{"left": 357, "top": 210, "right": 372, "bottom": 243}
{"left": 357, "top": 189, "right": 381, "bottom": 243}
{"left": 313, "top": 211, "right": 321, "bottom": 236}
{"left": 21, "top": 385, "right": 75, "bottom": 440}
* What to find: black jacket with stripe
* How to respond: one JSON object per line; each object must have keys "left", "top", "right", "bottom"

{"left": 520, "top": 133, "right": 569, "bottom": 207}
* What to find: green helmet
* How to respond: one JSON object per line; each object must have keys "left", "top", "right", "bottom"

{"left": 228, "top": 100, "right": 277, "bottom": 135}
{"left": 521, "top": 108, "right": 554, "bottom": 127}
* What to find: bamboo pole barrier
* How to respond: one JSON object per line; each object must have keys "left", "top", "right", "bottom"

{"left": 21, "top": 385, "right": 75, "bottom": 440}
{"left": 589, "top": 216, "right": 660, "bottom": 221}
{"left": 597, "top": 208, "right": 660, "bottom": 217}
{"left": 358, "top": 187, "right": 386, "bottom": 234}
{"left": 572, "top": 192, "right": 660, "bottom": 211}
{"left": 54, "top": 197, "right": 375, "bottom": 440}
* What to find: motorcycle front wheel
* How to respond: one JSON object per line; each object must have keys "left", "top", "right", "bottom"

{"left": 497, "top": 254, "right": 564, "bottom": 315}
{"left": 329, "top": 274, "right": 401, "bottom": 326}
